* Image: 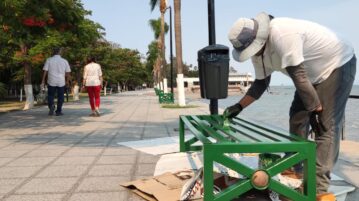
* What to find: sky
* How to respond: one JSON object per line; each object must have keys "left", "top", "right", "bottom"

{"left": 82, "top": 0, "right": 359, "bottom": 86}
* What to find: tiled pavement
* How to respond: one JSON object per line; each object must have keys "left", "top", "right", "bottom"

{"left": 0, "top": 90, "right": 208, "bottom": 201}
{"left": 0, "top": 89, "right": 358, "bottom": 201}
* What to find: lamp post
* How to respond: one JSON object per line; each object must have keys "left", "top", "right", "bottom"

{"left": 208, "top": 0, "right": 218, "bottom": 114}
{"left": 166, "top": 6, "right": 174, "bottom": 94}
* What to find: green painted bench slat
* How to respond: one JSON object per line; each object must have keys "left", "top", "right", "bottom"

{"left": 234, "top": 117, "right": 304, "bottom": 141}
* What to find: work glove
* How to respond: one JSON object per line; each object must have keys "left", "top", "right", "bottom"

{"left": 309, "top": 111, "right": 321, "bottom": 135}
{"left": 223, "top": 103, "right": 243, "bottom": 118}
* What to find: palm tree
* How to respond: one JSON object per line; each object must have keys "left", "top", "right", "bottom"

{"left": 149, "top": 0, "right": 167, "bottom": 88}
{"left": 174, "top": 0, "right": 186, "bottom": 106}
{"left": 148, "top": 18, "right": 169, "bottom": 86}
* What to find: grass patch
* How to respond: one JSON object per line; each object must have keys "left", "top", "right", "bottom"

{"left": 0, "top": 101, "right": 25, "bottom": 113}
{"left": 161, "top": 104, "right": 198, "bottom": 109}
{"left": 0, "top": 101, "right": 25, "bottom": 107}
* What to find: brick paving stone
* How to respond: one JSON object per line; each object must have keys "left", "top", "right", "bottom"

{"left": 0, "top": 166, "right": 42, "bottom": 178}
{"left": 4, "top": 194, "right": 65, "bottom": 201}
{"left": 52, "top": 156, "right": 96, "bottom": 165}
{"left": 6, "top": 157, "right": 56, "bottom": 167}
{"left": 137, "top": 153, "right": 159, "bottom": 164}
{"left": 36, "top": 165, "right": 88, "bottom": 178}
{"left": 0, "top": 143, "right": 40, "bottom": 150}
{"left": 88, "top": 165, "right": 133, "bottom": 177}
{"left": 0, "top": 178, "right": 25, "bottom": 194}
{"left": 24, "top": 149, "right": 66, "bottom": 157}
{"left": 68, "top": 192, "right": 128, "bottom": 201}
{"left": 102, "top": 147, "right": 137, "bottom": 156}
{"left": 16, "top": 178, "right": 78, "bottom": 193}
{"left": 62, "top": 148, "right": 103, "bottom": 157}
{"left": 0, "top": 158, "right": 13, "bottom": 166}
{"left": 0, "top": 150, "right": 29, "bottom": 158}
{"left": 96, "top": 155, "right": 136, "bottom": 165}
{"left": 75, "top": 176, "right": 129, "bottom": 192}
{"left": 135, "top": 164, "right": 156, "bottom": 176}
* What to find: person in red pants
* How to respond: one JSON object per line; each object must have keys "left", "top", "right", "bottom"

{"left": 82, "top": 57, "right": 103, "bottom": 117}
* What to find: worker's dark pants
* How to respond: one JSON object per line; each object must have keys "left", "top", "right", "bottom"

{"left": 289, "top": 55, "right": 356, "bottom": 193}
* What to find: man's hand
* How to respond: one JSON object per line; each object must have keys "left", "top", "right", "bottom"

{"left": 310, "top": 110, "right": 321, "bottom": 135}
{"left": 224, "top": 103, "right": 243, "bottom": 118}
{"left": 40, "top": 83, "right": 45, "bottom": 91}
{"left": 310, "top": 104, "right": 323, "bottom": 135}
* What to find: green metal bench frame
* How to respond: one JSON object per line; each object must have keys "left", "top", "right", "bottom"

{"left": 179, "top": 115, "right": 316, "bottom": 201}
{"left": 154, "top": 88, "right": 161, "bottom": 96}
{"left": 159, "top": 91, "right": 174, "bottom": 104}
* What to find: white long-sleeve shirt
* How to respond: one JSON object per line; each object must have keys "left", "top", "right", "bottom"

{"left": 251, "top": 17, "right": 354, "bottom": 84}
{"left": 83, "top": 62, "right": 102, "bottom": 86}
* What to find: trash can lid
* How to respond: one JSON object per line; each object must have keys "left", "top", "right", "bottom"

{"left": 198, "top": 44, "right": 229, "bottom": 53}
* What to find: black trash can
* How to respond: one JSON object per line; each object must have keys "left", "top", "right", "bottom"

{"left": 198, "top": 44, "right": 229, "bottom": 99}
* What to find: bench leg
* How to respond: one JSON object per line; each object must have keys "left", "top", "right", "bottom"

{"left": 203, "top": 146, "right": 214, "bottom": 201}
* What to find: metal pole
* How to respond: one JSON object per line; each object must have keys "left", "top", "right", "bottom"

{"left": 208, "top": 0, "right": 216, "bottom": 45}
{"left": 208, "top": 0, "right": 218, "bottom": 114}
{"left": 169, "top": 6, "right": 174, "bottom": 94}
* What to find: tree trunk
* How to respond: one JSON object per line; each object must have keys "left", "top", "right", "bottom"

{"left": 73, "top": 84, "right": 80, "bottom": 101}
{"left": 153, "top": 54, "right": 162, "bottom": 84}
{"left": 174, "top": 0, "right": 186, "bottom": 106}
{"left": 160, "top": 13, "right": 167, "bottom": 79}
{"left": 21, "top": 44, "right": 34, "bottom": 110}
{"left": 163, "top": 78, "right": 168, "bottom": 93}
{"left": 104, "top": 81, "right": 108, "bottom": 96}
{"left": 117, "top": 82, "right": 121, "bottom": 92}
{"left": 174, "top": 0, "right": 183, "bottom": 75}
{"left": 160, "top": 0, "right": 167, "bottom": 79}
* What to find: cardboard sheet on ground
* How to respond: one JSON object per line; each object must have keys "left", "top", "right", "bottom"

{"left": 121, "top": 171, "right": 196, "bottom": 201}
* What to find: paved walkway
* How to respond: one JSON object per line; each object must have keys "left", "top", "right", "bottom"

{"left": 0, "top": 89, "right": 358, "bottom": 201}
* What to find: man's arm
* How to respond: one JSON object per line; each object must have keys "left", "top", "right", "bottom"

{"left": 41, "top": 70, "right": 48, "bottom": 86}
{"left": 65, "top": 72, "right": 71, "bottom": 87}
{"left": 99, "top": 76, "right": 103, "bottom": 87}
{"left": 285, "top": 64, "right": 322, "bottom": 112}
{"left": 224, "top": 76, "right": 271, "bottom": 118}
{"left": 241, "top": 75, "right": 271, "bottom": 108}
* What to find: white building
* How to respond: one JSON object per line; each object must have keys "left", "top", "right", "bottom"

{"left": 183, "top": 72, "right": 254, "bottom": 91}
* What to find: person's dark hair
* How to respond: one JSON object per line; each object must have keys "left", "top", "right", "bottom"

{"left": 87, "top": 57, "right": 96, "bottom": 63}
{"left": 52, "top": 47, "right": 62, "bottom": 55}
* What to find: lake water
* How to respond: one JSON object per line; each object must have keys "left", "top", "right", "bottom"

{"left": 202, "top": 85, "right": 359, "bottom": 141}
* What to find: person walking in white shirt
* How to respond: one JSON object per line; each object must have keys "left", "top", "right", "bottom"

{"left": 83, "top": 57, "right": 103, "bottom": 117}
{"left": 41, "top": 47, "right": 71, "bottom": 116}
